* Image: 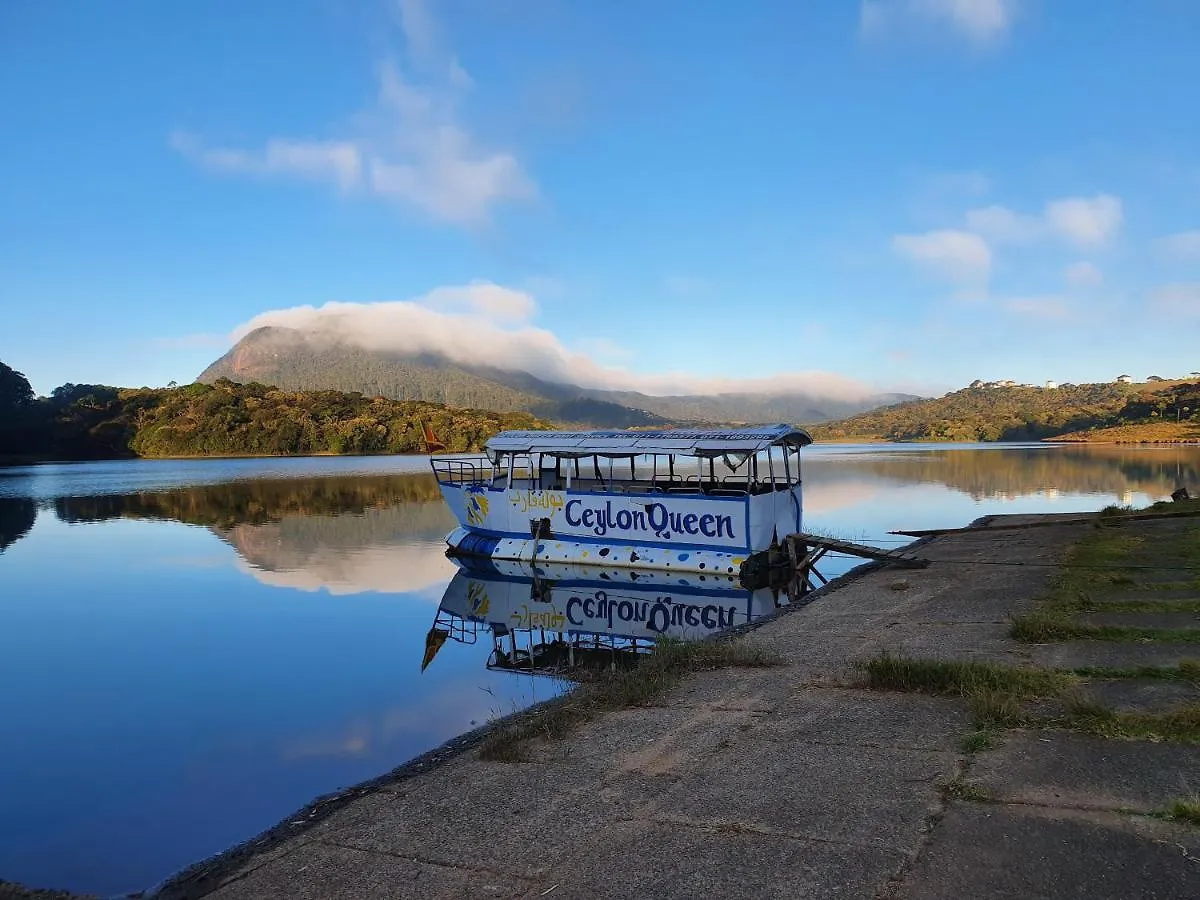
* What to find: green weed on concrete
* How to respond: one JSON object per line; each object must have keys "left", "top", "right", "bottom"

{"left": 860, "top": 654, "right": 1073, "bottom": 699}
{"left": 861, "top": 654, "right": 1200, "bottom": 748}
{"left": 1011, "top": 521, "right": 1200, "bottom": 643}
{"left": 1163, "top": 798, "right": 1200, "bottom": 825}
{"left": 1011, "top": 615, "right": 1200, "bottom": 644}
{"left": 1061, "top": 698, "right": 1200, "bottom": 744}
{"left": 1073, "top": 661, "right": 1200, "bottom": 683}
{"left": 958, "top": 729, "right": 998, "bottom": 754}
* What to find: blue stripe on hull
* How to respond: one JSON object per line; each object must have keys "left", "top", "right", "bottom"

{"left": 444, "top": 527, "right": 755, "bottom": 576}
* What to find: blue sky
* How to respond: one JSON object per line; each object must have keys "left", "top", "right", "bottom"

{"left": 3, "top": 0, "right": 1199, "bottom": 399}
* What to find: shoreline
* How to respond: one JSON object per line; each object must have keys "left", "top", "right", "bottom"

{"left": 147, "top": 506, "right": 1194, "bottom": 899}
{"left": 5, "top": 433, "right": 1200, "bottom": 468}
{"left": 150, "top": 546, "right": 908, "bottom": 900}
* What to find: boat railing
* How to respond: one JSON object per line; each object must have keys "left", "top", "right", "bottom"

{"left": 487, "top": 629, "right": 648, "bottom": 678}
{"left": 431, "top": 456, "right": 494, "bottom": 485}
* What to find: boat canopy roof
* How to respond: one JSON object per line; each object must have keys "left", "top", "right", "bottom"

{"left": 485, "top": 424, "right": 813, "bottom": 459}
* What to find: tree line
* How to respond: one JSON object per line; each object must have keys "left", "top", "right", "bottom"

{"left": 811, "top": 381, "right": 1200, "bottom": 443}
{"left": 0, "top": 361, "right": 545, "bottom": 461}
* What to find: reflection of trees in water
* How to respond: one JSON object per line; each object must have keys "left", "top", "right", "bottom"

{"left": 53, "top": 474, "right": 445, "bottom": 527}
{"left": 48, "top": 474, "right": 456, "bottom": 590}
{"left": 0, "top": 497, "right": 37, "bottom": 553}
{"left": 808, "top": 446, "right": 1200, "bottom": 500}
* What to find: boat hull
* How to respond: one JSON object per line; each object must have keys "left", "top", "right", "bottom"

{"left": 434, "top": 476, "right": 801, "bottom": 575}
{"left": 443, "top": 525, "right": 750, "bottom": 575}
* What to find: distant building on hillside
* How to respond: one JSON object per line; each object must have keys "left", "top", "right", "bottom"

{"left": 1116, "top": 374, "right": 1133, "bottom": 384}
{"left": 1045, "top": 380, "right": 1057, "bottom": 389}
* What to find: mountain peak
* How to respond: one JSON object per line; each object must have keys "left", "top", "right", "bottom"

{"left": 198, "top": 331, "right": 917, "bottom": 427}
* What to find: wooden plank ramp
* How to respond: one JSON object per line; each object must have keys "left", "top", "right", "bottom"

{"left": 740, "top": 533, "right": 929, "bottom": 593}
{"left": 737, "top": 533, "right": 930, "bottom": 597}
{"left": 785, "top": 533, "right": 930, "bottom": 569}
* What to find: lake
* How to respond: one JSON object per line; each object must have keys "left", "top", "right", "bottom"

{"left": 1, "top": 443, "right": 1197, "bottom": 896}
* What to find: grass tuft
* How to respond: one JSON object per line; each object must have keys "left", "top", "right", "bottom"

{"left": 959, "top": 729, "right": 999, "bottom": 754}
{"left": 1061, "top": 699, "right": 1200, "bottom": 743}
{"left": 860, "top": 654, "right": 1072, "bottom": 698}
{"left": 944, "top": 781, "right": 992, "bottom": 803}
{"left": 1073, "top": 661, "right": 1200, "bottom": 683}
{"left": 968, "top": 690, "right": 1028, "bottom": 730}
{"left": 478, "top": 638, "right": 782, "bottom": 762}
{"left": 1164, "top": 798, "right": 1200, "bottom": 825}
{"left": 1011, "top": 613, "right": 1200, "bottom": 644}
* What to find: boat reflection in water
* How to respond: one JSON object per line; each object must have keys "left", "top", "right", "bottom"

{"left": 422, "top": 556, "right": 791, "bottom": 679}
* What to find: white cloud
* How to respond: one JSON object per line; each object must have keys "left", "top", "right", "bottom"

{"left": 964, "top": 194, "right": 1123, "bottom": 248}
{"left": 1158, "top": 230, "right": 1200, "bottom": 261}
{"left": 1151, "top": 283, "right": 1200, "bottom": 317}
{"left": 170, "top": 4, "right": 533, "bottom": 226}
{"left": 419, "top": 282, "right": 536, "bottom": 321}
{"left": 861, "top": 0, "right": 1018, "bottom": 44}
{"left": 965, "top": 204, "right": 1042, "bottom": 244}
{"left": 1045, "top": 194, "right": 1123, "bottom": 246}
{"left": 1003, "top": 296, "right": 1070, "bottom": 320}
{"left": 235, "top": 542, "right": 456, "bottom": 597}
{"left": 892, "top": 229, "right": 991, "bottom": 283}
{"left": 575, "top": 337, "right": 633, "bottom": 362}
{"left": 1064, "top": 261, "right": 1103, "bottom": 288}
{"left": 229, "top": 281, "right": 880, "bottom": 400}
{"left": 170, "top": 133, "right": 363, "bottom": 190}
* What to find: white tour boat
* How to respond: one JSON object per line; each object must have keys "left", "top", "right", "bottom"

{"left": 430, "top": 425, "right": 813, "bottom": 575}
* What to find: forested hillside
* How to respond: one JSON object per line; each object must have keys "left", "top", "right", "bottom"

{"left": 198, "top": 326, "right": 672, "bottom": 427}
{"left": 0, "top": 361, "right": 544, "bottom": 461}
{"left": 198, "top": 325, "right": 914, "bottom": 426}
{"left": 812, "top": 381, "right": 1200, "bottom": 442}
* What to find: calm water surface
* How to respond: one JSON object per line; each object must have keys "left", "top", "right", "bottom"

{"left": 1, "top": 443, "right": 1197, "bottom": 896}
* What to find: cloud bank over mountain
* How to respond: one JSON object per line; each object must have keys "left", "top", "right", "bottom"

{"left": 230, "top": 282, "right": 884, "bottom": 401}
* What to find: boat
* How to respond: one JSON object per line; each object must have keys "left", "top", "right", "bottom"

{"left": 430, "top": 425, "right": 813, "bottom": 575}
{"left": 420, "top": 555, "right": 787, "bottom": 677}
